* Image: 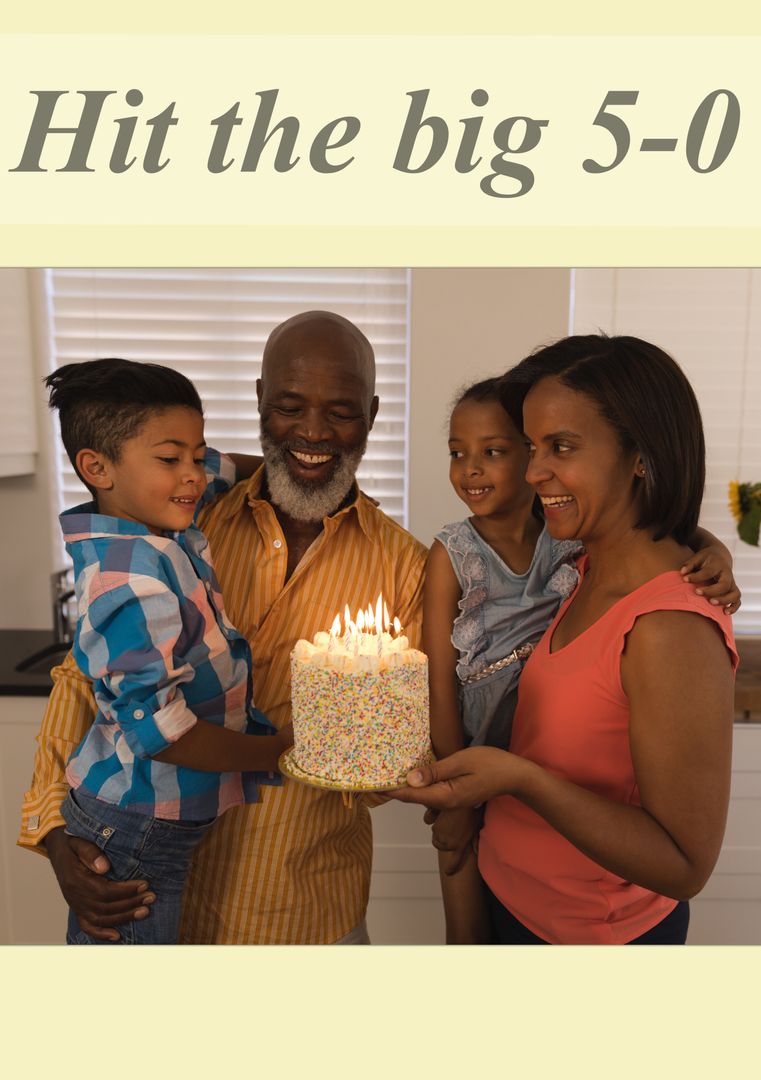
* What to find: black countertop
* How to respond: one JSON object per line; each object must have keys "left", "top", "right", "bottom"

{"left": 0, "top": 629, "right": 70, "bottom": 696}
{"left": 2, "top": 629, "right": 759, "bottom": 713}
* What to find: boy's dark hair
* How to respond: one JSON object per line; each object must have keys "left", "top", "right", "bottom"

{"left": 45, "top": 358, "right": 203, "bottom": 494}
{"left": 498, "top": 334, "right": 705, "bottom": 544}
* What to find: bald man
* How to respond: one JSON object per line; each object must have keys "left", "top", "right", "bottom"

{"left": 19, "top": 311, "right": 428, "bottom": 945}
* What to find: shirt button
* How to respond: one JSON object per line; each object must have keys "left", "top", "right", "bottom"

{"left": 133, "top": 708, "right": 145, "bottom": 719}
{"left": 273, "top": 539, "right": 282, "bottom": 549}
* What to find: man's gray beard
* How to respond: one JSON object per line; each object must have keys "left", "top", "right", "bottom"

{"left": 260, "top": 431, "right": 366, "bottom": 523}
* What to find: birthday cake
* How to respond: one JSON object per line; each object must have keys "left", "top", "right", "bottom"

{"left": 289, "top": 599, "right": 432, "bottom": 789}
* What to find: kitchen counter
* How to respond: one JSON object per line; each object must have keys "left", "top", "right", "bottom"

{"left": 0, "top": 629, "right": 69, "bottom": 696}
{"left": 2, "top": 630, "right": 760, "bottom": 714}
{"left": 736, "top": 637, "right": 761, "bottom": 722}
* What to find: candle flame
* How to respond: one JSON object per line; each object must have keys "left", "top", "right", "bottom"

{"left": 327, "top": 596, "right": 400, "bottom": 645}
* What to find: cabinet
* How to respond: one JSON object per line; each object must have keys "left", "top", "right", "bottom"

{"left": 689, "top": 724, "right": 761, "bottom": 943}
{"left": 0, "top": 270, "right": 38, "bottom": 478}
{"left": 0, "top": 697, "right": 67, "bottom": 944}
{"left": 368, "top": 800, "right": 444, "bottom": 944}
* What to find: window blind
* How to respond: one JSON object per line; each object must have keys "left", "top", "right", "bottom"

{"left": 42, "top": 267, "right": 411, "bottom": 549}
{"left": 571, "top": 268, "right": 761, "bottom": 634}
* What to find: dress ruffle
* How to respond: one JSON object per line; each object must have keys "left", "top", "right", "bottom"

{"left": 438, "top": 522, "right": 491, "bottom": 679}
{"left": 438, "top": 525, "right": 581, "bottom": 682}
{"left": 546, "top": 550, "right": 580, "bottom": 599}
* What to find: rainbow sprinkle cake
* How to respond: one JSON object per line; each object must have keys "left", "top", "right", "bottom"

{"left": 290, "top": 630, "right": 431, "bottom": 788}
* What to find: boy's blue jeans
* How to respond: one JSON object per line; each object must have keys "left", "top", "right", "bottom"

{"left": 61, "top": 788, "right": 215, "bottom": 945}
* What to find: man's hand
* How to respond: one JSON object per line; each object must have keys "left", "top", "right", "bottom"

{"left": 44, "top": 826, "right": 155, "bottom": 942}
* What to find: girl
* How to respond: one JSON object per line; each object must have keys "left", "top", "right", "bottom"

{"left": 425, "top": 375, "right": 740, "bottom": 944}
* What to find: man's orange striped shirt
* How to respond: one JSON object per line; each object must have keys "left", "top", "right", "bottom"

{"left": 18, "top": 469, "right": 427, "bottom": 944}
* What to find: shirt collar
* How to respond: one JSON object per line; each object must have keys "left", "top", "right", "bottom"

{"left": 229, "top": 464, "right": 375, "bottom": 541}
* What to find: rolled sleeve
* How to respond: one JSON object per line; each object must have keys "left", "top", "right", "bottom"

{"left": 18, "top": 652, "right": 94, "bottom": 855}
{"left": 111, "top": 692, "right": 198, "bottom": 759}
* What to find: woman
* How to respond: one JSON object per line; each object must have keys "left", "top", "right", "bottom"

{"left": 395, "top": 334, "right": 738, "bottom": 944}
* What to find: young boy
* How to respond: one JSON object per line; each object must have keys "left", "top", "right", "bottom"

{"left": 46, "top": 358, "right": 293, "bottom": 945}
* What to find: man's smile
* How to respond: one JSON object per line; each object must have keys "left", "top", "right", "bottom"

{"left": 290, "top": 450, "right": 334, "bottom": 467}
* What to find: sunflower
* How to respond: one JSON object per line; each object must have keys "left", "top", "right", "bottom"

{"left": 729, "top": 481, "right": 761, "bottom": 547}
{"left": 728, "top": 480, "right": 743, "bottom": 524}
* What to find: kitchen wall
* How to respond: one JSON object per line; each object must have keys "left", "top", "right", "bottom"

{"left": 0, "top": 267, "right": 571, "bottom": 628}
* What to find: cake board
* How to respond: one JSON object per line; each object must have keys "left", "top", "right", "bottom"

{"left": 278, "top": 747, "right": 433, "bottom": 809}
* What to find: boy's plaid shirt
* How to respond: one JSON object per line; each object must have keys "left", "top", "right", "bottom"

{"left": 60, "top": 449, "right": 276, "bottom": 822}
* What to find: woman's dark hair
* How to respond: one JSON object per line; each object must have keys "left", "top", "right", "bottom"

{"left": 45, "top": 358, "right": 203, "bottom": 493}
{"left": 498, "top": 334, "right": 705, "bottom": 544}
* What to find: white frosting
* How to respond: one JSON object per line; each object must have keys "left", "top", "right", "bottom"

{"left": 303, "top": 626, "right": 420, "bottom": 673}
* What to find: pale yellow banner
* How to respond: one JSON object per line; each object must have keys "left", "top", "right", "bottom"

{"left": 0, "top": 34, "right": 758, "bottom": 263}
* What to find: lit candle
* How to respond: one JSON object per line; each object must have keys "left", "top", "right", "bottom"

{"left": 302, "top": 596, "right": 410, "bottom": 670}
